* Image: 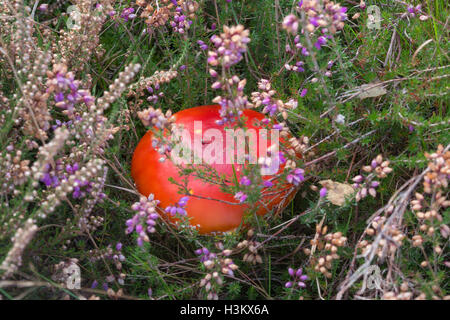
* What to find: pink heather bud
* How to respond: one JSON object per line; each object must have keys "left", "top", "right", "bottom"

{"left": 211, "top": 81, "right": 222, "bottom": 89}
{"left": 371, "top": 159, "right": 378, "bottom": 168}
{"left": 288, "top": 268, "right": 295, "bottom": 276}
{"left": 282, "top": 14, "right": 299, "bottom": 34}
{"left": 209, "top": 69, "right": 218, "bottom": 77}
{"left": 319, "top": 187, "right": 327, "bottom": 198}
{"left": 360, "top": 187, "right": 367, "bottom": 198}
{"left": 353, "top": 175, "right": 364, "bottom": 183}
{"left": 300, "top": 88, "right": 307, "bottom": 97}
{"left": 263, "top": 180, "right": 273, "bottom": 188}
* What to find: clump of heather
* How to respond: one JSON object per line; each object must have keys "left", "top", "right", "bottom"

{"left": 207, "top": 25, "right": 252, "bottom": 125}
{"left": 285, "top": 267, "right": 308, "bottom": 289}
{"left": 338, "top": 146, "right": 450, "bottom": 300}
{"left": 136, "top": 0, "right": 199, "bottom": 34}
{"left": 352, "top": 154, "right": 393, "bottom": 201}
{"left": 251, "top": 79, "right": 298, "bottom": 119}
{"left": 126, "top": 195, "right": 160, "bottom": 246}
{"left": 0, "top": 219, "right": 38, "bottom": 279}
{"left": 165, "top": 196, "right": 189, "bottom": 216}
{"left": 197, "top": 242, "right": 238, "bottom": 300}
{"left": 237, "top": 229, "right": 263, "bottom": 265}
{"left": 282, "top": 0, "right": 347, "bottom": 76}
{"left": 303, "top": 224, "right": 347, "bottom": 279}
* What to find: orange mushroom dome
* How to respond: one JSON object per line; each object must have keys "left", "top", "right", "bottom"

{"left": 131, "top": 105, "right": 296, "bottom": 234}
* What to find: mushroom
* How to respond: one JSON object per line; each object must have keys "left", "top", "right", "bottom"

{"left": 131, "top": 105, "right": 296, "bottom": 234}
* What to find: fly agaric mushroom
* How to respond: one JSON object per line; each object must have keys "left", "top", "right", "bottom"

{"left": 131, "top": 105, "right": 297, "bottom": 234}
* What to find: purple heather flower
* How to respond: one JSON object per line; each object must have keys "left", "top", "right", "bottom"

{"left": 120, "top": 8, "right": 136, "bottom": 22}
{"left": 55, "top": 92, "right": 64, "bottom": 102}
{"left": 195, "top": 247, "right": 216, "bottom": 263}
{"left": 234, "top": 191, "right": 248, "bottom": 203}
{"left": 127, "top": 195, "right": 160, "bottom": 246}
{"left": 282, "top": 14, "right": 299, "bottom": 34}
{"left": 278, "top": 152, "right": 286, "bottom": 165}
{"left": 285, "top": 44, "right": 293, "bottom": 53}
{"left": 91, "top": 280, "right": 98, "bottom": 289}
{"left": 38, "top": 3, "right": 48, "bottom": 11}
{"left": 273, "top": 123, "right": 284, "bottom": 130}
{"left": 286, "top": 168, "right": 305, "bottom": 186}
{"left": 301, "top": 47, "right": 309, "bottom": 56}
{"left": 309, "top": 17, "right": 319, "bottom": 27}
{"left": 285, "top": 267, "right": 308, "bottom": 289}
{"left": 51, "top": 69, "right": 94, "bottom": 116}
{"left": 65, "top": 162, "right": 79, "bottom": 174}
{"left": 371, "top": 181, "right": 380, "bottom": 188}
{"left": 314, "top": 36, "right": 327, "bottom": 50}
{"left": 197, "top": 40, "right": 208, "bottom": 51}
{"left": 295, "top": 61, "right": 305, "bottom": 72}
{"left": 240, "top": 176, "right": 252, "bottom": 186}
{"left": 165, "top": 196, "right": 189, "bottom": 216}
{"left": 211, "top": 81, "right": 222, "bottom": 89}
{"left": 407, "top": 5, "right": 421, "bottom": 16}
{"left": 288, "top": 268, "right": 295, "bottom": 276}
{"left": 40, "top": 173, "right": 53, "bottom": 187}
{"left": 371, "top": 159, "right": 378, "bottom": 168}
{"left": 171, "top": 7, "right": 192, "bottom": 34}
{"left": 300, "top": 88, "right": 308, "bottom": 97}
{"left": 319, "top": 187, "right": 327, "bottom": 198}
{"left": 263, "top": 180, "right": 274, "bottom": 188}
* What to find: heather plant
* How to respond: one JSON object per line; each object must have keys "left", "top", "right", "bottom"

{"left": 0, "top": 0, "right": 448, "bottom": 301}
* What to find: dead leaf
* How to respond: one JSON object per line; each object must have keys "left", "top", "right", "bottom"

{"left": 319, "top": 180, "right": 355, "bottom": 206}
{"left": 358, "top": 83, "right": 387, "bottom": 99}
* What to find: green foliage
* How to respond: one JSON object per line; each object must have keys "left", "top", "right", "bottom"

{"left": 0, "top": 0, "right": 448, "bottom": 300}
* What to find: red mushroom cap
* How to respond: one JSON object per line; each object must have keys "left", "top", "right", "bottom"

{"left": 131, "top": 105, "right": 296, "bottom": 234}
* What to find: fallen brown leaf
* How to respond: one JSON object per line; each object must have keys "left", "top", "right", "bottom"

{"left": 319, "top": 180, "right": 355, "bottom": 206}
